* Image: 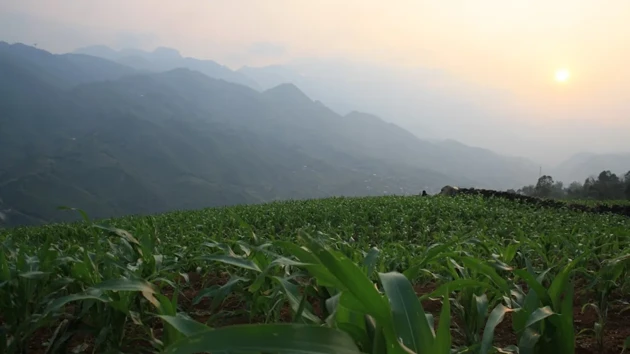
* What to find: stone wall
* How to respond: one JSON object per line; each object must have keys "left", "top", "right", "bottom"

{"left": 456, "top": 188, "right": 630, "bottom": 218}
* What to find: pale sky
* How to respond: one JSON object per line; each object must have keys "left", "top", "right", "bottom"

{"left": 1, "top": 0, "right": 629, "bottom": 162}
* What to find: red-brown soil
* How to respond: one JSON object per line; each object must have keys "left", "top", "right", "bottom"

{"left": 17, "top": 273, "right": 630, "bottom": 353}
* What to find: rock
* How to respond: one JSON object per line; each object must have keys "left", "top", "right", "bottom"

{"left": 439, "top": 185, "right": 460, "bottom": 196}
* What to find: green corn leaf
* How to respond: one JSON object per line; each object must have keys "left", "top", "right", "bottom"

{"left": 535, "top": 268, "right": 552, "bottom": 284}
{"left": 269, "top": 256, "right": 312, "bottom": 268}
{"left": 158, "top": 314, "right": 212, "bottom": 337}
{"left": 433, "top": 286, "right": 452, "bottom": 354}
{"left": 524, "top": 306, "right": 555, "bottom": 329}
{"left": 162, "top": 323, "right": 363, "bottom": 354}
{"left": 513, "top": 269, "right": 551, "bottom": 309}
{"left": 276, "top": 241, "right": 339, "bottom": 287}
{"left": 334, "top": 293, "right": 370, "bottom": 350}
{"left": 362, "top": 247, "right": 380, "bottom": 277}
{"left": 0, "top": 251, "right": 10, "bottom": 281}
{"left": 379, "top": 271, "right": 435, "bottom": 354}
{"left": 548, "top": 257, "right": 580, "bottom": 311}
{"left": 57, "top": 206, "right": 91, "bottom": 223}
{"left": 92, "top": 278, "right": 157, "bottom": 293}
{"left": 156, "top": 299, "right": 183, "bottom": 347}
{"left": 503, "top": 242, "right": 520, "bottom": 263}
{"left": 193, "top": 275, "right": 247, "bottom": 305}
{"left": 555, "top": 283, "right": 575, "bottom": 354}
{"left": 518, "top": 327, "right": 542, "bottom": 354}
{"left": 475, "top": 293, "right": 489, "bottom": 331}
{"left": 300, "top": 234, "right": 412, "bottom": 354}
{"left": 273, "top": 276, "right": 322, "bottom": 324}
{"left": 365, "top": 315, "right": 387, "bottom": 354}
{"left": 461, "top": 257, "right": 509, "bottom": 292}
{"left": 480, "top": 303, "right": 513, "bottom": 354}
{"left": 325, "top": 292, "right": 341, "bottom": 317}
{"left": 197, "top": 255, "right": 261, "bottom": 272}
{"left": 155, "top": 293, "right": 178, "bottom": 316}
{"left": 512, "top": 296, "right": 536, "bottom": 335}
{"left": 403, "top": 244, "right": 451, "bottom": 280}
{"left": 425, "top": 313, "right": 435, "bottom": 332}
{"left": 301, "top": 234, "right": 389, "bottom": 322}
{"left": 45, "top": 293, "right": 111, "bottom": 314}
{"left": 419, "top": 279, "right": 490, "bottom": 301}
{"left": 18, "top": 271, "right": 50, "bottom": 279}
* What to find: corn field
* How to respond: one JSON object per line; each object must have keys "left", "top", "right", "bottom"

{"left": 1, "top": 194, "right": 630, "bottom": 353}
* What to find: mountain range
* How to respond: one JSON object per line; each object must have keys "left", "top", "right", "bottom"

{"left": 549, "top": 153, "right": 630, "bottom": 184}
{"left": 67, "top": 45, "right": 630, "bottom": 184}
{"left": 0, "top": 41, "right": 626, "bottom": 226}
{"left": 74, "top": 45, "right": 260, "bottom": 89}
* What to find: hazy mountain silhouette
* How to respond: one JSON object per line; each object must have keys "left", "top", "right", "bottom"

{"left": 1, "top": 41, "right": 136, "bottom": 89}
{"left": 3, "top": 42, "right": 478, "bottom": 226}
{"left": 552, "top": 153, "right": 630, "bottom": 183}
{"left": 240, "top": 62, "right": 542, "bottom": 187}
{"left": 69, "top": 45, "right": 543, "bottom": 180}
{"left": 74, "top": 45, "right": 260, "bottom": 89}
{"left": 5, "top": 42, "right": 617, "bottom": 227}
{"left": 238, "top": 59, "right": 528, "bottom": 146}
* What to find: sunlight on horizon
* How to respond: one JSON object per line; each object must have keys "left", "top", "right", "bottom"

{"left": 555, "top": 69, "right": 571, "bottom": 83}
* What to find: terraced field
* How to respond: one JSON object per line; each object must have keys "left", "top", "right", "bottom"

{"left": 1, "top": 194, "right": 630, "bottom": 353}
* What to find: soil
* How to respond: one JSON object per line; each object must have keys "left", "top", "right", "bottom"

{"left": 413, "top": 283, "right": 630, "bottom": 354}
{"left": 16, "top": 273, "right": 630, "bottom": 354}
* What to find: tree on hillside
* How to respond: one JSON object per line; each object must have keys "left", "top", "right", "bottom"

{"left": 583, "top": 177, "right": 598, "bottom": 199}
{"left": 535, "top": 175, "right": 555, "bottom": 198}
{"left": 593, "top": 171, "right": 625, "bottom": 200}
{"left": 550, "top": 181, "right": 565, "bottom": 198}
{"left": 519, "top": 170, "right": 630, "bottom": 201}
{"left": 566, "top": 181, "right": 584, "bottom": 199}
{"left": 518, "top": 185, "right": 536, "bottom": 196}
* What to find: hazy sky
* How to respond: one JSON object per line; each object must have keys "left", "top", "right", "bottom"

{"left": 1, "top": 0, "right": 629, "bottom": 162}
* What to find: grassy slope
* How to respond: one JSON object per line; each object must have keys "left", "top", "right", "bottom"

{"left": 5, "top": 194, "right": 630, "bottom": 262}
{"left": 2, "top": 195, "right": 630, "bottom": 353}
{"left": 1, "top": 54, "right": 461, "bottom": 227}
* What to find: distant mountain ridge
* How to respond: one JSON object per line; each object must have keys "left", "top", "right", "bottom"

{"left": 72, "top": 44, "right": 546, "bottom": 185}
{"left": 2, "top": 42, "right": 464, "bottom": 226}
{"left": 4, "top": 41, "right": 612, "bottom": 227}
{"left": 74, "top": 45, "right": 260, "bottom": 89}
{"left": 551, "top": 152, "right": 630, "bottom": 183}
{"left": 1, "top": 41, "right": 136, "bottom": 89}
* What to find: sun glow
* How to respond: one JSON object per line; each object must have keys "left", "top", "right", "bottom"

{"left": 555, "top": 69, "right": 570, "bottom": 83}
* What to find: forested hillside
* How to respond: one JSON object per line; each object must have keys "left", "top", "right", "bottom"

{"left": 1, "top": 42, "right": 466, "bottom": 226}
{"left": 518, "top": 170, "right": 630, "bottom": 200}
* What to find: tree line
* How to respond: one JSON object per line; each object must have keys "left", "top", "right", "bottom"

{"left": 513, "top": 170, "right": 630, "bottom": 200}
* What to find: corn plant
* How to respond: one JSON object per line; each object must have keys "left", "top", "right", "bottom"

{"left": 579, "top": 253, "right": 630, "bottom": 352}
{"left": 509, "top": 257, "right": 581, "bottom": 354}
{"left": 2, "top": 193, "right": 630, "bottom": 352}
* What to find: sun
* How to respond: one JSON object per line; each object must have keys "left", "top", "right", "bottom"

{"left": 554, "top": 69, "right": 570, "bottom": 83}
